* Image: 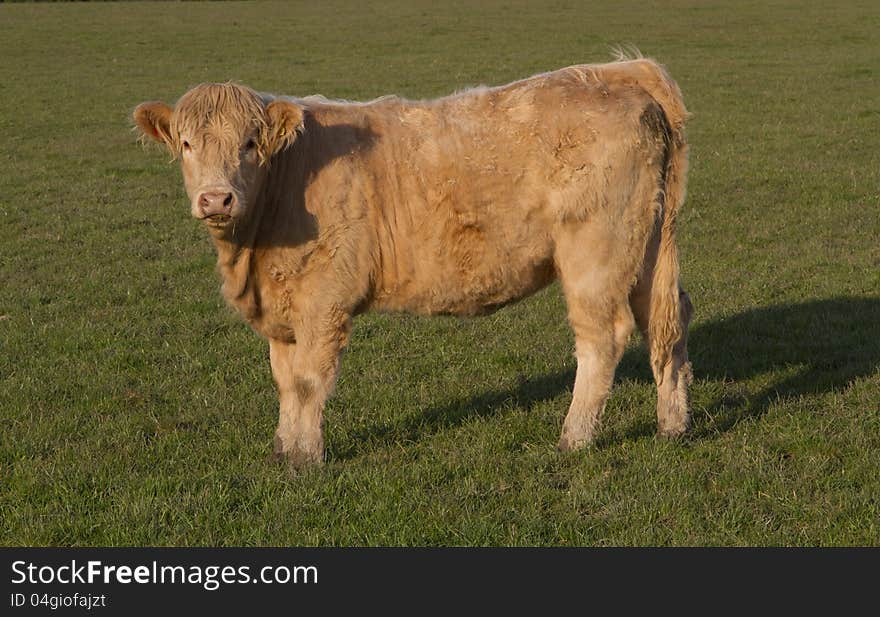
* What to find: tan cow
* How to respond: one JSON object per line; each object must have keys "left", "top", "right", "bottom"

{"left": 134, "top": 57, "right": 693, "bottom": 469}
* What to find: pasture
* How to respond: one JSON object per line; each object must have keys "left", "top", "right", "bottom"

{"left": 1, "top": 0, "right": 878, "bottom": 546}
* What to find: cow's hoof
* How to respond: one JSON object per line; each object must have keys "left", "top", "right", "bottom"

{"left": 657, "top": 424, "right": 689, "bottom": 439}
{"left": 557, "top": 432, "right": 592, "bottom": 453}
{"left": 271, "top": 433, "right": 324, "bottom": 471}
{"left": 270, "top": 434, "right": 287, "bottom": 463}
{"left": 284, "top": 446, "right": 324, "bottom": 471}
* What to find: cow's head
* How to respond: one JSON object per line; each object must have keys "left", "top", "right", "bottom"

{"left": 134, "top": 83, "right": 303, "bottom": 232}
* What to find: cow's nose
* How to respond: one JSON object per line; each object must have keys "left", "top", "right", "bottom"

{"left": 198, "top": 191, "right": 234, "bottom": 218}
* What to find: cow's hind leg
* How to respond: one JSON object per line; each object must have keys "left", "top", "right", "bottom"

{"left": 557, "top": 297, "right": 634, "bottom": 451}
{"left": 629, "top": 243, "right": 694, "bottom": 437}
{"left": 555, "top": 223, "right": 636, "bottom": 451}
{"left": 657, "top": 288, "right": 693, "bottom": 437}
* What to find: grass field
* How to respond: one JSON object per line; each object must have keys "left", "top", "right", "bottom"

{"left": 1, "top": 0, "right": 878, "bottom": 546}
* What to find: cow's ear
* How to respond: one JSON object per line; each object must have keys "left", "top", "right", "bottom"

{"left": 263, "top": 99, "right": 304, "bottom": 157}
{"left": 133, "top": 101, "right": 174, "bottom": 146}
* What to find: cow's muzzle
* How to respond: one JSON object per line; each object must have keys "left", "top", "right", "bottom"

{"left": 198, "top": 191, "right": 236, "bottom": 223}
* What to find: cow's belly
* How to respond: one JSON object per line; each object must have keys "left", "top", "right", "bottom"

{"left": 373, "top": 228, "right": 557, "bottom": 317}
{"left": 426, "top": 256, "right": 557, "bottom": 316}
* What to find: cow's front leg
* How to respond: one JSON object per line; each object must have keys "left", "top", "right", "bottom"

{"left": 268, "top": 320, "right": 348, "bottom": 469}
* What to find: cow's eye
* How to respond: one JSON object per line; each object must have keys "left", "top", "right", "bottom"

{"left": 182, "top": 140, "right": 191, "bottom": 151}
{"left": 244, "top": 139, "right": 256, "bottom": 151}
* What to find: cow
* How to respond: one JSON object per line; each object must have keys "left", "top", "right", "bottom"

{"left": 133, "top": 56, "right": 694, "bottom": 469}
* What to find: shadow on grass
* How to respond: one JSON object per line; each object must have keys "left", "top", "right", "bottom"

{"left": 332, "top": 368, "right": 577, "bottom": 461}
{"left": 335, "top": 297, "right": 880, "bottom": 459}
{"left": 685, "top": 296, "right": 880, "bottom": 437}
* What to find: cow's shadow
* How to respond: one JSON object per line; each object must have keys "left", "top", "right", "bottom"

{"left": 681, "top": 295, "right": 880, "bottom": 437}
{"left": 334, "top": 297, "right": 880, "bottom": 459}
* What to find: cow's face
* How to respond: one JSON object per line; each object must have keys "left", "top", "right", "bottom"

{"left": 134, "top": 84, "right": 303, "bottom": 233}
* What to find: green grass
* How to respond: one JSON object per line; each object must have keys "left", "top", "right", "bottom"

{"left": 1, "top": 0, "right": 879, "bottom": 546}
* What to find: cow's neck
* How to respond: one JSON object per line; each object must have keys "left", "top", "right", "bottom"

{"left": 208, "top": 146, "right": 305, "bottom": 323}
{"left": 210, "top": 219, "right": 262, "bottom": 322}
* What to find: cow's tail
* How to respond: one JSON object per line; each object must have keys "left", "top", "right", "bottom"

{"left": 612, "top": 57, "right": 690, "bottom": 380}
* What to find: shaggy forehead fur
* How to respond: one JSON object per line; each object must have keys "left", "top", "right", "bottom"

{"left": 171, "top": 82, "right": 267, "bottom": 148}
